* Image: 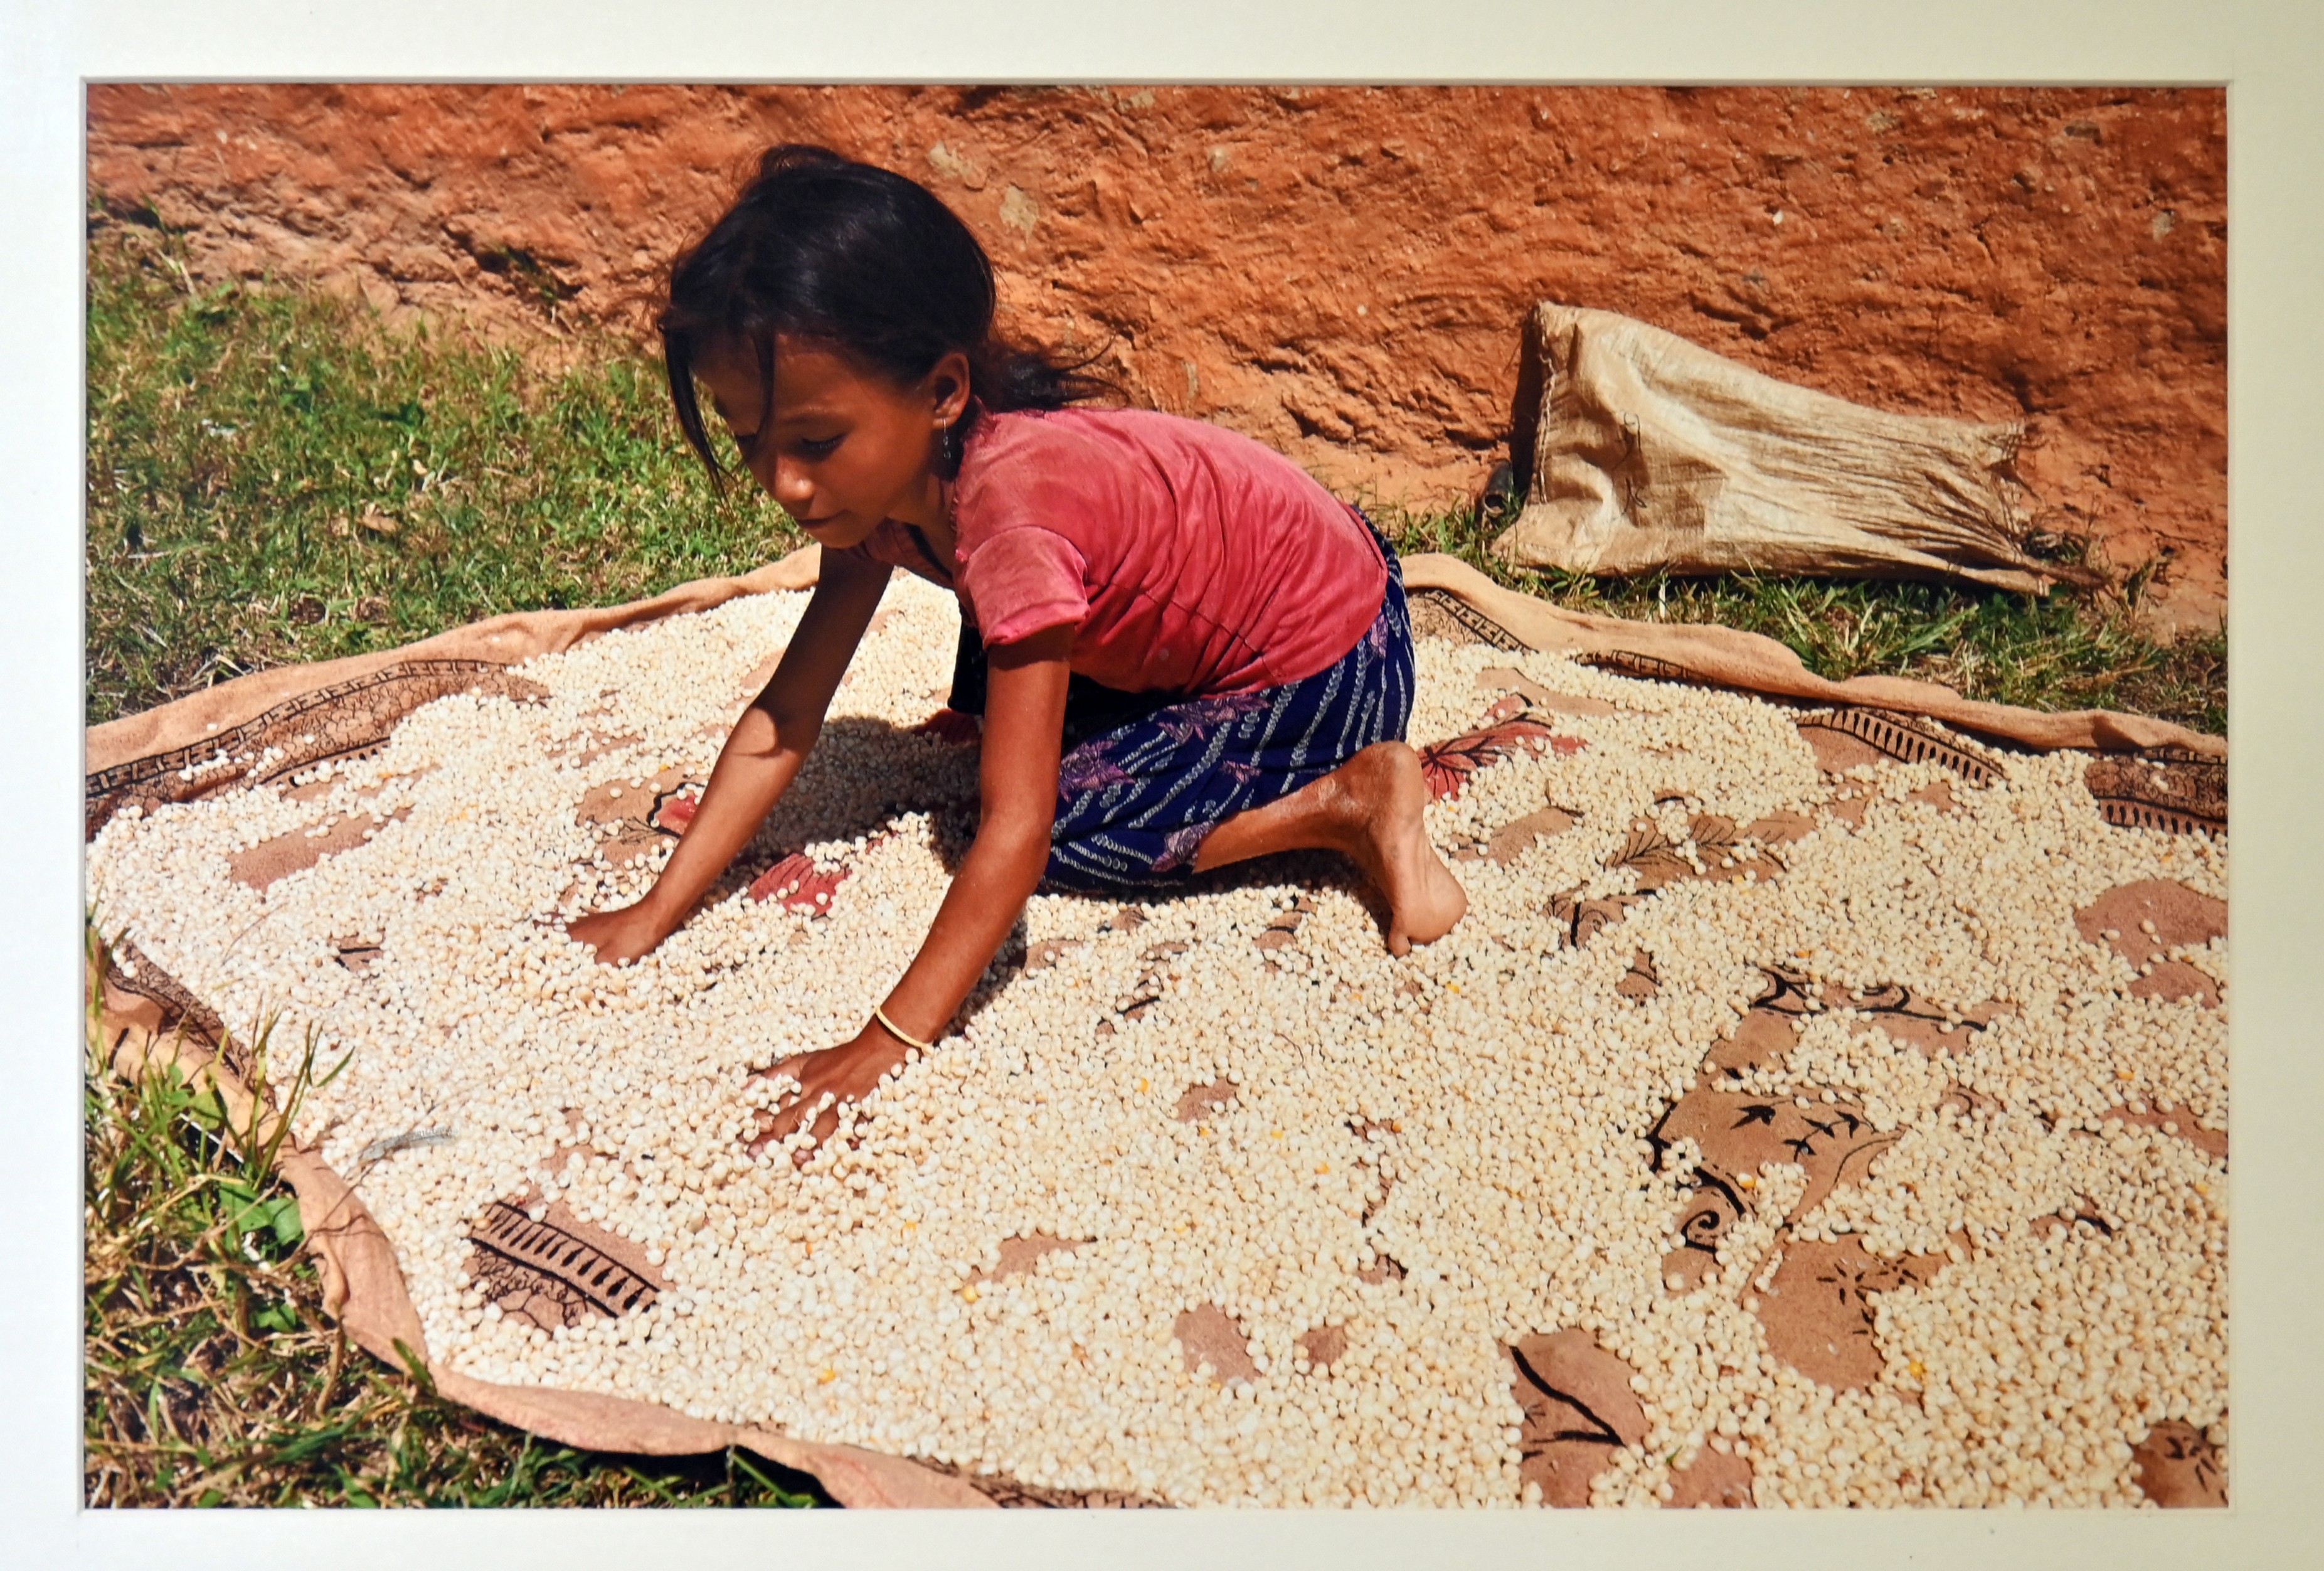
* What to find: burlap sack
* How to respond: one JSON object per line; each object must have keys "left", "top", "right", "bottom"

{"left": 83, "top": 545, "right": 2222, "bottom": 1508}
{"left": 1496, "top": 304, "right": 2058, "bottom": 594}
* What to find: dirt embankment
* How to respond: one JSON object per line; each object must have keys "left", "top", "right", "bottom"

{"left": 87, "top": 84, "right": 2226, "bottom": 634}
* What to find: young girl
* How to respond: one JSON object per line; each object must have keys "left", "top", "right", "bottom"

{"left": 568, "top": 145, "right": 1467, "bottom": 1152}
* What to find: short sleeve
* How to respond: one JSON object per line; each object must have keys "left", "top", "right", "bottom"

{"left": 958, "top": 526, "right": 1090, "bottom": 646}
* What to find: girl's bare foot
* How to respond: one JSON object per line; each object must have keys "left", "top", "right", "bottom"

{"left": 1330, "top": 742, "right": 1469, "bottom": 956}
{"left": 1194, "top": 740, "right": 1468, "bottom": 956}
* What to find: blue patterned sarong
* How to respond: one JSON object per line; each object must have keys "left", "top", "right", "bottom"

{"left": 1039, "top": 531, "right": 1414, "bottom": 888}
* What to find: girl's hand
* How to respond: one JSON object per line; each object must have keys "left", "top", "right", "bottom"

{"left": 566, "top": 553, "right": 893, "bottom": 966}
{"left": 747, "top": 1027, "right": 912, "bottom": 1162}
{"left": 566, "top": 902, "right": 676, "bottom": 966}
{"left": 737, "top": 623, "right": 1074, "bottom": 1165}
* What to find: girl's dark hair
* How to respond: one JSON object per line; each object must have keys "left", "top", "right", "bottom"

{"left": 660, "top": 144, "right": 1113, "bottom": 482}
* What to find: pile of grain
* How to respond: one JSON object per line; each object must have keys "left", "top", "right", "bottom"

{"left": 88, "top": 574, "right": 2227, "bottom": 1507}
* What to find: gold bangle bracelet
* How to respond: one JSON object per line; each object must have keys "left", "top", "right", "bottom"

{"left": 872, "top": 1004, "right": 935, "bottom": 1053}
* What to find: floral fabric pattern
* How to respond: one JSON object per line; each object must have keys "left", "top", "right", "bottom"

{"left": 1044, "top": 523, "right": 1414, "bottom": 888}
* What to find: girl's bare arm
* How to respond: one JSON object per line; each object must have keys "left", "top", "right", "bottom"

{"left": 568, "top": 549, "right": 891, "bottom": 963}
{"left": 752, "top": 622, "right": 1071, "bottom": 1153}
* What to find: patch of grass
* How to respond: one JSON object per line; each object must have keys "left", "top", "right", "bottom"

{"left": 1376, "top": 501, "right": 2224, "bottom": 737}
{"left": 85, "top": 210, "right": 800, "bottom": 727}
{"left": 82, "top": 925, "right": 830, "bottom": 1509}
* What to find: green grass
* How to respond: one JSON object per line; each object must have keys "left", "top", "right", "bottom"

{"left": 82, "top": 926, "right": 830, "bottom": 1509}
{"left": 86, "top": 210, "right": 802, "bottom": 727}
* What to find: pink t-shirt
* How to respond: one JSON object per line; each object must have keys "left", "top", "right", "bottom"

{"left": 837, "top": 406, "right": 1388, "bottom": 696}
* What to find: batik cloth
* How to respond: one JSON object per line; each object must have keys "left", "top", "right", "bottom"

{"left": 1037, "top": 531, "right": 1414, "bottom": 888}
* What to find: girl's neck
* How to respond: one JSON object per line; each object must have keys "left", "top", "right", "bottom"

{"left": 916, "top": 474, "right": 958, "bottom": 565}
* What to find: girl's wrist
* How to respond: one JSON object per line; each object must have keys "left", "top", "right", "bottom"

{"left": 865, "top": 1005, "right": 934, "bottom": 1055}
{"left": 632, "top": 885, "right": 692, "bottom": 936}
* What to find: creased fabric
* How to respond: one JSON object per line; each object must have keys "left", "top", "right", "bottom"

{"left": 1498, "top": 303, "right": 2056, "bottom": 594}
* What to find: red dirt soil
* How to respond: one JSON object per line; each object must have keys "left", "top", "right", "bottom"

{"left": 87, "top": 85, "right": 2226, "bottom": 634}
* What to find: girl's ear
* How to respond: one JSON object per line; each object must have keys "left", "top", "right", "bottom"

{"left": 927, "top": 350, "right": 974, "bottom": 427}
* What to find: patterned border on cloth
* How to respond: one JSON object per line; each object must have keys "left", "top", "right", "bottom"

{"left": 467, "top": 1200, "right": 660, "bottom": 1319}
{"left": 1396, "top": 553, "right": 2222, "bottom": 760}
{"left": 1406, "top": 584, "right": 1527, "bottom": 651}
{"left": 102, "top": 936, "right": 229, "bottom": 1050}
{"left": 1574, "top": 649, "right": 1696, "bottom": 683}
{"left": 1421, "top": 578, "right": 2225, "bottom": 833}
{"left": 1793, "top": 708, "right": 2006, "bottom": 789}
{"left": 2084, "top": 754, "right": 2227, "bottom": 837}
{"left": 86, "top": 659, "right": 546, "bottom": 838}
{"left": 913, "top": 1457, "right": 1174, "bottom": 1509}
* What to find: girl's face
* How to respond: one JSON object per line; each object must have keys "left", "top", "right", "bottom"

{"left": 696, "top": 335, "right": 970, "bottom": 550}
